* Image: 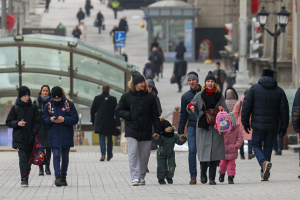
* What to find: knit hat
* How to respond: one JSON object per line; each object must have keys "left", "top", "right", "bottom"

{"left": 18, "top": 86, "right": 30, "bottom": 98}
{"left": 187, "top": 71, "right": 199, "bottom": 82}
{"left": 261, "top": 69, "right": 274, "bottom": 78}
{"left": 132, "top": 71, "right": 145, "bottom": 85}
{"left": 160, "top": 118, "right": 174, "bottom": 138}
{"left": 51, "top": 86, "right": 63, "bottom": 99}
{"left": 205, "top": 71, "right": 216, "bottom": 83}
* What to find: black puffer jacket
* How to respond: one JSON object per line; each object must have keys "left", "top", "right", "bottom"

{"left": 292, "top": 87, "right": 300, "bottom": 133}
{"left": 241, "top": 76, "right": 289, "bottom": 132}
{"left": 33, "top": 94, "right": 51, "bottom": 148}
{"left": 115, "top": 90, "right": 160, "bottom": 141}
{"left": 6, "top": 98, "right": 41, "bottom": 150}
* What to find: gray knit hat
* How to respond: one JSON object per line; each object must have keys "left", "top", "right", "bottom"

{"left": 187, "top": 71, "right": 199, "bottom": 82}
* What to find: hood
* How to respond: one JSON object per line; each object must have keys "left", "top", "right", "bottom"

{"left": 225, "top": 87, "right": 238, "bottom": 100}
{"left": 16, "top": 97, "right": 32, "bottom": 106}
{"left": 147, "top": 79, "right": 158, "bottom": 96}
{"left": 145, "top": 63, "right": 151, "bottom": 69}
{"left": 129, "top": 90, "right": 148, "bottom": 97}
{"left": 258, "top": 76, "right": 277, "bottom": 90}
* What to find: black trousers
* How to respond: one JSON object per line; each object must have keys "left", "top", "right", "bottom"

{"left": 45, "top": 148, "right": 52, "bottom": 163}
{"left": 176, "top": 76, "right": 182, "bottom": 90}
{"left": 18, "top": 149, "right": 32, "bottom": 177}
{"left": 200, "top": 161, "right": 218, "bottom": 181}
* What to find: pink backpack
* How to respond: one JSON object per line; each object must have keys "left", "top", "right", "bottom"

{"left": 215, "top": 111, "right": 232, "bottom": 133}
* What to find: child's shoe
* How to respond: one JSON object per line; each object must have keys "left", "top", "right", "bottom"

{"left": 158, "top": 179, "right": 166, "bottom": 184}
{"left": 228, "top": 176, "right": 234, "bottom": 184}
{"left": 219, "top": 173, "right": 225, "bottom": 183}
{"left": 166, "top": 178, "right": 173, "bottom": 184}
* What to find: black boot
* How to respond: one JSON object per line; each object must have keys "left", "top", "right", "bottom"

{"left": 45, "top": 162, "right": 51, "bottom": 175}
{"left": 240, "top": 154, "right": 245, "bottom": 159}
{"left": 166, "top": 178, "right": 173, "bottom": 184}
{"left": 21, "top": 177, "right": 28, "bottom": 187}
{"left": 39, "top": 165, "right": 44, "bottom": 176}
{"left": 158, "top": 179, "right": 166, "bottom": 184}
{"left": 228, "top": 176, "right": 234, "bottom": 184}
{"left": 200, "top": 162, "right": 208, "bottom": 184}
{"left": 61, "top": 175, "right": 68, "bottom": 186}
{"left": 209, "top": 161, "right": 217, "bottom": 185}
{"left": 219, "top": 173, "right": 225, "bottom": 183}
{"left": 55, "top": 175, "right": 62, "bottom": 187}
{"left": 278, "top": 149, "right": 282, "bottom": 155}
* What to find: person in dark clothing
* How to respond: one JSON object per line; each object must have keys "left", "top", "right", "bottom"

{"left": 77, "top": 8, "right": 85, "bottom": 24}
{"left": 212, "top": 62, "right": 227, "bottom": 94}
{"left": 33, "top": 85, "right": 52, "bottom": 176}
{"left": 118, "top": 17, "right": 129, "bottom": 34}
{"left": 149, "top": 47, "right": 163, "bottom": 82}
{"left": 143, "top": 60, "right": 154, "bottom": 80}
{"left": 241, "top": 69, "right": 289, "bottom": 181}
{"left": 158, "top": 47, "right": 165, "bottom": 78}
{"left": 273, "top": 135, "right": 283, "bottom": 155}
{"left": 291, "top": 87, "right": 300, "bottom": 179}
{"left": 147, "top": 79, "right": 162, "bottom": 116}
{"left": 178, "top": 71, "right": 201, "bottom": 185}
{"left": 115, "top": 71, "right": 160, "bottom": 186}
{"left": 85, "top": 0, "right": 92, "bottom": 17}
{"left": 233, "top": 53, "right": 239, "bottom": 72}
{"left": 111, "top": 0, "right": 120, "bottom": 19}
{"left": 150, "top": 38, "right": 159, "bottom": 53}
{"left": 6, "top": 86, "right": 41, "bottom": 187}
{"left": 72, "top": 25, "right": 82, "bottom": 39}
{"left": 110, "top": 25, "right": 118, "bottom": 52}
{"left": 42, "top": 87, "right": 79, "bottom": 187}
{"left": 173, "top": 59, "right": 187, "bottom": 92}
{"left": 45, "top": 0, "right": 51, "bottom": 13}
{"left": 96, "top": 10, "right": 104, "bottom": 34}
{"left": 175, "top": 41, "right": 186, "bottom": 60}
{"left": 91, "top": 85, "right": 121, "bottom": 162}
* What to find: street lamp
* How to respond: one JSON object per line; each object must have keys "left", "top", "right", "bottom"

{"left": 257, "top": 6, "right": 291, "bottom": 81}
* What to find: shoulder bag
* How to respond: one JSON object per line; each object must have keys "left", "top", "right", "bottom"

{"left": 203, "top": 101, "right": 219, "bottom": 125}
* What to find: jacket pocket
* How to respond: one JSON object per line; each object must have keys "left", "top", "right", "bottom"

{"left": 13, "top": 129, "right": 23, "bottom": 143}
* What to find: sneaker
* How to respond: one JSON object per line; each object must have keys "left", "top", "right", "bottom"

{"left": 158, "top": 179, "right": 166, "bottom": 184}
{"left": 139, "top": 178, "right": 145, "bottom": 185}
{"left": 55, "top": 175, "right": 62, "bottom": 187}
{"left": 240, "top": 154, "right": 245, "bottom": 160}
{"left": 248, "top": 153, "right": 256, "bottom": 160}
{"left": 189, "top": 178, "right": 197, "bottom": 185}
{"left": 219, "top": 173, "right": 225, "bottom": 183}
{"left": 262, "top": 161, "right": 272, "bottom": 180}
{"left": 132, "top": 179, "right": 139, "bottom": 186}
{"left": 100, "top": 155, "right": 105, "bottom": 161}
{"left": 261, "top": 174, "right": 269, "bottom": 181}
{"left": 166, "top": 178, "right": 173, "bottom": 184}
{"left": 61, "top": 175, "right": 68, "bottom": 186}
{"left": 21, "top": 177, "right": 28, "bottom": 187}
{"left": 228, "top": 176, "right": 234, "bottom": 184}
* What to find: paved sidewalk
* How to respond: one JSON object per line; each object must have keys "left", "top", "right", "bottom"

{"left": 0, "top": 150, "right": 299, "bottom": 200}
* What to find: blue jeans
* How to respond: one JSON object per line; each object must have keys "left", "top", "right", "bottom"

{"left": 52, "top": 148, "right": 70, "bottom": 176}
{"left": 240, "top": 140, "right": 253, "bottom": 155}
{"left": 99, "top": 134, "right": 113, "bottom": 158}
{"left": 187, "top": 126, "right": 197, "bottom": 178}
{"left": 252, "top": 131, "right": 276, "bottom": 172}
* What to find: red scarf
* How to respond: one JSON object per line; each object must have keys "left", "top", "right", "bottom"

{"left": 205, "top": 89, "right": 215, "bottom": 96}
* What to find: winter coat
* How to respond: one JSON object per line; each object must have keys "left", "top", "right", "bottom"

{"left": 212, "top": 69, "right": 227, "bottom": 86}
{"left": 178, "top": 85, "right": 202, "bottom": 135}
{"left": 91, "top": 92, "right": 121, "bottom": 135}
{"left": 233, "top": 95, "right": 253, "bottom": 140}
{"left": 6, "top": 98, "right": 41, "bottom": 150}
{"left": 225, "top": 88, "right": 238, "bottom": 112}
{"left": 175, "top": 42, "right": 186, "bottom": 60}
{"left": 292, "top": 87, "right": 300, "bottom": 132}
{"left": 42, "top": 96, "right": 79, "bottom": 148}
{"left": 223, "top": 123, "right": 243, "bottom": 160}
{"left": 173, "top": 59, "right": 187, "bottom": 77}
{"left": 115, "top": 90, "right": 160, "bottom": 141}
{"left": 110, "top": 28, "right": 118, "bottom": 43}
{"left": 79, "top": 25, "right": 87, "bottom": 41}
{"left": 149, "top": 51, "right": 163, "bottom": 74}
{"left": 153, "top": 134, "right": 186, "bottom": 157}
{"left": 96, "top": 13, "right": 104, "bottom": 27}
{"left": 33, "top": 94, "right": 51, "bottom": 148}
{"left": 187, "top": 92, "right": 228, "bottom": 162}
{"left": 118, "top": 19, "right": 128, "bottom": 33}
{"left": 72, "top": 29, "right": 82, "bottom": 39}
{"left": 77, "top": 11, "right": 85, "bottom": 21}
{"left": 143, "top": 63, "right": 154, "bottom": 80}
{"left": 147, "top": 79, "right": 162, "bottom": 116}
{"left": 85, "top": 1, "right": 91, "bottom": 12}
{"left": 241, "top": 76, "right": 289, "bottom": 133}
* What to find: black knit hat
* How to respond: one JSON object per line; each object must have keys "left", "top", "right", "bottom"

{"left": 51, "top": 86, "right": 63, "bottom": 99}
{"left": 160, "top": 119, "right": 172, "bottom": 132}
{"left": 18, "top": 86, "right": 30, "bottom": 98}
{"left": 132, "top": 71, "right": 145, "bottom": 85}
{"left": 205, "top": 71, "right": 216, "bottom": 83}
{"left": 261, "top": 69, "right": 274, "bottom": 77}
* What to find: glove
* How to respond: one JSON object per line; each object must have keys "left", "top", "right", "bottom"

{"left": 279, "top": 129, "right": 287, "bottom": 138}
{"left": 244, "top": 125, "right": 251, "bottom": 134}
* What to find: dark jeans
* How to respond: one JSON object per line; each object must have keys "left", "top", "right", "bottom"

{"left": 240, "top": 140, "right": 253, "bottom": 155}
{"left": 99, "top": 134, "right": 113, "bottom": 158}
{"left": 52, "top": 148, "right": 70, "bottom": 176}
{"left": 187, "top": 126, "right": 197, "bottom": 178}
{"left": 176, "top": 76, "right": 182, "bottom": 90}
{"left": 200, "top": 161, "right": 218, "bottom": 181}
{"left": 252, "top": 131, "right": 276, "bottom": 173}
{"left": 18, "top": 149, "right": 32, "bottom": 177}
{"left": 273, "top": 135, "right": 283, "bottom": 150}
{"left": 113, "top": 8, "right": 118, "bottom": 19}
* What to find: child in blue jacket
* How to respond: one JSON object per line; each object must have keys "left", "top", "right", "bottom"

{"left": 42, "top": 86, "right": 79, "bottom": 187}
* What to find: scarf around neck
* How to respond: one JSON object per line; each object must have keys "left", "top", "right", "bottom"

{"left": 201, "top": 89, "right": 221, "bottom": 109}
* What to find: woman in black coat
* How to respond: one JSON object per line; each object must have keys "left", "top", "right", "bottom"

{"left": 33, "top": 85, "right": 52, "bottom": 176}
{"left": 6, "top": 86, "right": 41, "bottom": 187}
{"left": 96, "top": 10, "right": 104, "bottom": 34}
{"left": 85, "top": 0, "right": 92, "bottom": 17}
{"left": 115, "top": 71, "right": 160, "bottom": 186}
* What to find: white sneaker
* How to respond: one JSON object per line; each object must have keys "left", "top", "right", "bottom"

{"left": 139, "top": 178, "right": 145, "bottom": 185}
{"left": 132, "top": 179, "right": 139, "bottom": 186}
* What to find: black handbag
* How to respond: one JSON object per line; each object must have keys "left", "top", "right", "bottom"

{"left": 170, "top": 76, "right": 176, "bottom": 84}
{"left": 94, "top": 20, "right": 98, "bottom": 27}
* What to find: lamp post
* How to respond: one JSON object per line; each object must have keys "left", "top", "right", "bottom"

{"left": 257, "top": 6, "right": 291, "bottom": 81}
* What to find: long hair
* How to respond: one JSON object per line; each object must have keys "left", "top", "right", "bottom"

{"left": 201, "top": 82, "right": 221, "bottom": 93}
{"left": 61, "top": 87, "right": 72, "bottom": 101}
{"left": 127, "top": 78, "right": 148, "bottom": 93}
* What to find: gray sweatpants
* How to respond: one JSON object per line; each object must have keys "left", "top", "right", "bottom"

{"left": 126, "top": 137, "right": 152, "bottom": 181}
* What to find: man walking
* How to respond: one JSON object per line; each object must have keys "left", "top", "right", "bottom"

{"left": 91, "top": 85, "right": 121, "bottom": 161}
{"left": 118, "top": 17, "right": 129, "bottom": 35}
{"left": 241, "top": 69, "right": 289, "bottom": 181}
{"left": 173, "top": 59, "right": 187, "bottom": 92}
{"left": 213, "top": 62, "right": 227, "bottom": 93}
{"left": 178, "top": 71, "right": 201, "bottom": 184}
{"left": 77, "top": 8, "right": 85, "bottom": 24}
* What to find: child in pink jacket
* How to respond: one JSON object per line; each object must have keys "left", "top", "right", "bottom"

{"left": 219, "top": 112, "right": 243, "bottom": 184}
